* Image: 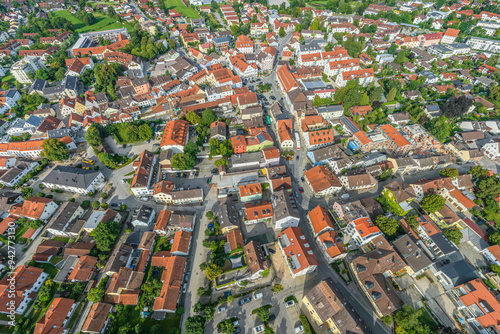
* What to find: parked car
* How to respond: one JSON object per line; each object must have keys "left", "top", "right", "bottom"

{"left": 268, "top": 314, "right": 276, "bottom": 322}
{"left": 285, "top": 300, "right": 295, "bottom": 307}
{"left": 110, "top": 203, "right": 118, "bottom": 207}
{"left": 217, "top": 306, "right": 227, "bottom": 313}
{"left": 232, "top": 328, "right": 241, "bottom": 334}
{"left": 268, "top": 248, "right": 275, "bottom": 254}
{"left": 182, "top": 283, "right": 187, "bottom": 293}
{"left": 176, "top": 173, "right": 180, "bottom": 178}
{"left": 294, "top": 325, "right": 304, "bottom": 333}
{"left": 301, "top": 177, "right": 305, "bottom": 182}
{"left": 239, "top": 297, "right": 251, "bottom": 305}
{"left": 211, "top": 168, "right": 218, "bottom": 174}
{"left": 190, "top": 170, "right": 195, "bottom": 176}
{"left": 195, "top": 171, "right": 199, "bottom": 177}
{"left": 253, "top": 293, "right": 263, "bottom": 300}
{"left": 232, "top": 320, "right": 239, "bottom": 327}
{"left": 299, "top": 187, "right": 304, "bottom": 193}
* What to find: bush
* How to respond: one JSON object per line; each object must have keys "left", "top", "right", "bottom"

{"left": 92, "top": 201, "right": 100, "bottom": 209}
{"left": 82, "top": 200, "right": 90, "bottom": 209}
{"left": 120, "top": 204, "right": 127, "bottom": 211}
{"left": 100, "top": 193, "right": 108, "bottom": 199}
{"left": 101, "top": 202, "right": 108, "bottom": 209}
{"left": 68, "top": 198, "right": 75, "bottom": 202}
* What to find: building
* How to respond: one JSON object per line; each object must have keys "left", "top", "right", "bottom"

{"left": 307, "top": 205, "right": 335, "bottom": 237}
{"left": 34, "top": 298, "right": 76, "bottom": 334}
{"left": 151, "top": 252, "right": 186, "bottom": 313}
{"left": 46, "top": 202, "right": 85, "bottom": 237}
{"left": 9, "top": 197, "right": 59, "bottom": 221}
{"left": 130, "top": 150, "right": 157, "bottom": 197}
{"left": 11, "top": 56, "right": 46, "bottom": 84}
{"left": 303, "top": 279, "right": 362, "bottom": 333}
{"left": 131, "top": 205, "right": 155, "bottom": 227}
{"left": 317, "top": 230, "right": 347, "bottom": 263}
{"left": 83, "top": 209, "right": 121, "bottom": 232}
{"left": 104, "top": 267, "right": 144, "bottom": 305}
{"left": 448, "top": 278, "right": 500, "bottom": 333}
{"left": 272, "top": 190, "right": 300, "bottom": 229}
{"left": 381, "top": 181, "right": 416, "bottom": 215}
{"left": 441, "top": 28, "right": 460, "bottom": 44}
{"left": 345, "top": 216, "right": 382, "bottom": 247}
{"left": 350, "top": 236, "right": 406, "bottom": 317}
{"left": 42, "top": 166, "right": 105, "bottom": 194}
{"left": 481, "top": 244, "right": 500, "bottom": 266}
{"left": 335, "top": 68, "right": 374, "bottom": 87}
{"left": 392, "top": 235, "right": 432, "bottom": 277}
{"left": 67, "top": 255, "right": 98, "bottom": 282}
{"left": 304, "top": 165, "right": 342, "bottom": 197}
{"left": 0, "top": 265, "right": 49, "bottom": 314}
{"left": 160, "top": 119, "right": 189, "bottom": 153}
{"left": 82, "top": 303, "right": 113, "bottom": 334}
{"left": 277, "top": 227, "right": 319, "bottom": 278}
{"left": 338, "top": 173, "right": 377, "bottom": 193}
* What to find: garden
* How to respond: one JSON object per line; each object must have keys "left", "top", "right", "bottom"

{"left": 51, "top": 10, "right": 134, "bottom": 33}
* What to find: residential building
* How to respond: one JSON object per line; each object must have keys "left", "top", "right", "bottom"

{"left": 11, "top": 56, "right": 46, "bottom": 84}
{"left": 335, "top": 68, "right": 374, "bottom": 87}
{"left": 393, "top": 235, "right": 432, "bottom": 277}
{"left": 338, "top": 173, "right": 377, "bottom": 193}
{"left": 83, "top": 209, "right": 121, "bottom": 232}
{"left": 34, "top": 298, "right": 76, "bottom": 334}
{"left": 160, "top": 119, "right": 189, "bottom": 153}
{"left": 42, "top": 166, "right": 105, "bottom": 194}
{"left": 272, "top": 190, "right": 300, "bottom": 229}
{"left": 130, "top": 205, "right": 155, "bottom": 227}
{"left": 277, "top": 227, "right": 319, "bottom": 278}
{"left": 130, "top": 150, "right": 157, "bottom": 197}
{"left": 307, "top": 205, "right": 335, "bottom": 237}
{"left": 482, "top": 245, "right": 500, "bottom": 266}
{"left": 9, "top": 197, "right": 59, "bottom": 221}
{"left": 244, "top": 241, "right": 269, "bottom": 279}
{"left": 82, "top": 303, "right": 113, "bottom": 334}
{"left": 381, "top": 181, "right": 416, "bottom": 215}
{"left": 317, "top": 231, "right": 347, "bottom": 263}
{"left": 239, "top": 182, "right": 263, "bottom": 202}
{"left": 344, "top": 216, "right": 382, "bottom": 247}
{"left": 304, "top": 165, "right": 342, "bottom": 197}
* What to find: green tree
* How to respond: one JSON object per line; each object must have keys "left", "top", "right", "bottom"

{"left": 279, "top": 27, "right": 285, "bottom": 37}
{"left": 272, "top": 284, "right": 283, "bottom": 293}
{"left": 37, "top": 285, "right": 52, "bottom": 302}
{"left": 41, "top": 138, "right": 68, "bottom": 161}
{"left": 138, "top": 124, "right": 153, "bottom": 141}
{"left": 360, "top": 92, "right": 369, "bottom": 105}
{"left": 386, "top": 87, "right": 397, "bottom": 102}
{"left": 421, "top": 194, "right": 446, "bottom": 213}
{"left": 98, "top": 152, "right": 118, "bottom": 169}
{"left": 92, "top": 201, "right": 100, "bottom": 209}
{"left": 295, "top": 24, "right": 301, "bottom": 32}
{"left": 256, "top": 307, "right": 270, "bottom": 323}
{"left": 227, "top": 295, "right": 234, "bottom": 303}
{"left": 21, "top": 187, "right": 33, "bottom": 199}
{"left": 214, "top": 158, "right": 228, "bottom": 168}
{"left": 443, "top": 227, "right": 463, "bottom": 245}
{"left": 468, "top": 165, "right": 489, "bottom": 179}
{"left": 310, "top": 18, "right": 319, "bottom": 30}
{"left": 489, "top": 231, "right": 500, "bottom": 245}
{"left": 1, "top": 83, "right": 9, "bottom": 90}
{"left": 375, "top": 216, "right": 399, "bottom": 235}
{"left": 406, "top": 214, "right": 419, "bottom": 230}
{"left": 186, "top": 110, "right": 201, "bottom": 125}
{"left": 219, "top": 319, "right": 235, "bottom": 334}
{"left": 206, "top": 264, "right": 223, "bottom": 280}
{"left": 87, "top": 286, "right": 105, "bottom": 303}
{"left": 491, "top": 263, "right": 500, "bottom": 274}
{"left": 394, "top": 305, "right": 428, "bottom": 333}
{"left": 439, "top": 168, "right": 459, "bottom": 178}
{"left": 90, "top": 220, "right": 121, "bottom": 252}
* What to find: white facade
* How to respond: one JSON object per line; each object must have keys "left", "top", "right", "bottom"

{"left": 481, "top": 140, "right": 500, "bottom": 160}
{"left": 42, "top": 171, "right": 106, "bottom": 194}
{"left": 11, "top": 56, "right": 46, "bottom": 84}
{"left": 7, "top": 271, "right": 49, "bottom": 315}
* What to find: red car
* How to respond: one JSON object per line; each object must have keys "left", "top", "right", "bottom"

{"left": 299, "top": 187, "right": 304, "bottom": 193}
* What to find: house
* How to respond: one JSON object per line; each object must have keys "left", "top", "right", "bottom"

{"left": 481, "top": 138, "right": 500, "bottom": 160}
{"left": 0, "top": 160, "right": 38, "bottom": 188}
{"left": 381, "top": 181, "right": 416, "bottom": 215}
{"left": 82, "top": 303, "right": 113, "bottom": 334}
{"left": 344, "top": 216, "right": 382, "bottom": 247}
{"left": 387, "top": 112, "right": 411, "bottom": 126}
{"left": 338, "top": 173, "right": 377, "bottom": 193}
{"left": 277, "top": 227, "right": 319, "bottom": 278}
{"left": 9, "top": 197, "right": 58, "bottom": 221}
{"left": 160, "top": 119, "right": 189, "bottom": 153}
{"left": 104, "top": 267, "right": 144, "bottom": 305}
{"left": 304, "top": 165, "right": 342, "bottom": 197}
{"left": 482, "top": 244, "right": 500, "bottom": 266}
{"left": 67, "top": 255, "right": 97, "bottom": 282}
{"left": 210, "top": 121, "right": 226, "bottom": 141}
{"left": 380, "top": 124, "right": 412, "bottom": 156}
{"left": 168, "top": 212, "right": 197, "bottom": 233}
{"left": 46, "top": 202, "right": 85, "bottom": 237}
{"left": 350, "top": 236, "right": 406, "bottom": 317}
{"left": 430, "top": 258, "right": 479, "bottom": 291}
{"left": 130, "top": 150, "right": 157, "bottom": 197}
{"left": 83, "top": 209, "right": 121, "bottom": 232}
{"left": 335, "top": 68, "right": 374, "bottom": 87}
{"left": 307, "top": 205, "right": 334, "bottom": 238}
{"left": 239, "top": 182, "right": 262, "bottom": 202}
{"left": 244, "top": 241, "right": 269, "bottom": 279}
{"left": 153, "top": 181, "right": 204, "bottom": 205}
{"left": 226, "top": 229, "right": 244, "bottom": 252}
{"left": 171, "top": 230, "right": 191, "bottom": 256}
{"left": 272, "top": 190, "right": 300, "bottom": 229}
{"left": 303, "top": 279, "right": 361, "bottom": 333}
{"left": 441, "top": 28, "right": 460, "bottom": 44}
{"left": 34, "top": 298, "right": 76, "bottom": 334}
{"left": 392, "top": 235, "right": 432, "bottom": 277}
{"left": 448, "top": 279, "right": 500, "bottom": 333}
{"left": 218, "top": 198, "right": 240, "bottom": 234}
{"left": 151, "top": 252, "right": 186, "bottom": 313}
{"left": 317, "top": 230, "right": 347, "bottom": 263}
{"left": 0, "top": 265, "right": 49, "bottom": 314}
{"left": 261, "top": 147, "right": 280, "bottom": 167}
{"left": 42, "top": 166, "right": 105, "bottom": 194}
{"left": 131, "top": 205, "right": 155, "bottom": 227}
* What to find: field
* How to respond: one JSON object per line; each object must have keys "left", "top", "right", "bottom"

{"left": 111, "top": 305, "right": 181, "bottom": 333}
{"left": 1, "top": 71, "right": 15, "bottom": 86}
{"left": 52, "top": 10, "right": 135, "bottom": 33}
{"left": 165, "top": 0, "right": 200, "bottom": 18}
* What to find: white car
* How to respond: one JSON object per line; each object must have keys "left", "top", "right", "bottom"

{"left": 253, "top": 293, "right": 263, "bottom": 300}
{"left": 285, "top": 300, "right": 295, "bottom": 307}
{"left": 253, "top": 325, "right": 265, "bottom": 334}
{"left": 294, "top": 325, "right": 304, "bottom": 333}
{"left": 217, "top": 306, "right": 226, "bottom": 313}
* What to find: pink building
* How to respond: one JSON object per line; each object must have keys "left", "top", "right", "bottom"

{"left": 418, "top": 33, "right": 442, "bottom": 47}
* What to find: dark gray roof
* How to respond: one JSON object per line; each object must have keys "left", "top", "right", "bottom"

{"left": 135, "top": 205, "right": 154, "bottom": 223}
{"left": 272, "top": 190, "right": 299, "bottom": 222}
{"left": 393, "top": 235, "right": 432, "bottom": 273}
{"left": 429, "top": 233, "right": 457, "bottom": 256}
{"left": 435, "top": 259, "right": 479, "bottom": 288}
{"left": 218, "top": 198, "right": 239, "bottom": 230}
{"left": 49, "top": 201, "right": 82, "bottom": 232}
{"left": 43, "top": 166, "right": 102, "bottom": 190}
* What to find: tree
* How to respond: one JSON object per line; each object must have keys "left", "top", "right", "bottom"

{"left": 469, "top": 165, "right": 489, "bottom": 179}
{"left": 256, "top": 307, "right": 270, "bottom": 323}
{"left": 227, "top": 295, "right": 234, "bottom": 303}
{"left": 375, "top": 216, "right": 399, "bottom": 235}
{"left": 138, "top": 124, "right": 153, "bottom": 141}
{"left": 263, "top": 329, "right": 275, "bottom": 334}
{"left": 394, "top": 305, "right": 428, "bottom": 333}
{"left": 439, "top": 168, "right": 459, "bottom": 178}
{"left": 490, "top": 231, "right": 500, "bottom": 245}
{"left": 421, "top": 194, "right": 446, "bottom": 213}
{"left": 279, "top": 27, "right": 285, "bottom": 37}
{"left": 101, "top": 202, "right": 109, "bottom": 209}
{"left": 272, "top": 284, "right": 283, "bottom": 293}
{"left": 406, "top": 214, "right": 419, "bottom": 230}
{"left": 491, "top": 264, "right": 500, "bottom": 274}
{"left": 394, "top": 50, "right": 408, "bottom": 65}
{"left": 442, "top": 95, "right": 473, "bottom": 118}
{"left": 435, "top": 326, "right": 463, "bottom": 334}
{"left": 386, "top": 87, "right": 397, "bottom": 102}
{"left": 87, "top": 286, "right": 105, "bottom": 303}
{"left": 206, "top": 263, "right": 223, "bottom": 280}
{"left": 1, "top": 83, "right": 9, "bottom": 90}
{"left": 90, "top": 220, "right": 121, "bottom": 252}
{"left": 360, "top": 92, "right": 369, "bottom": 105}
{"left": 214, "top": 158, "right": 228, "bottom": 168}
{"left": 310, "top": 18, "right": 319, "bottom": 30}
{"left": 388, "top": 43, "right": 398, "bottom": 55}
{"left": 443, "top": 227, "right": 463, "bottom": 245}
{"left": 37, "top": 285, "right": 51, "bottom": 302}
{"left": 219, "top": 319, "right": 235, "bottom": 334}
{"left": 41, "top": 138, "right": 68, "bottom": 161}
{"left": 295, "top": 24, "right": 301, "bottom": 32}
{"left": 186, "top": 110, "right": 201, "bottom": 125}
{"left": 21, "top": 187, "right": 33, "bottom": 199}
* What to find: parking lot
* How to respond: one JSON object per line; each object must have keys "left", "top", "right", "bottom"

{"left": 210, "top": 287, "right": 296, "bottom": 334}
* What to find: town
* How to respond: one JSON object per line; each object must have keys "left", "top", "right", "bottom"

{"left": 0, "top": 0, "right": 500, "bottom": 333}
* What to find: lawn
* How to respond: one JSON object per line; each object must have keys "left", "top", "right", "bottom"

{"left": 110, "top": 305, "right": 181, "bottom": 333}
{"left": 52, "top": 10, "right": 134, "bottom": 33}
{"left": 33, "top": 262, "right": 59, "bottom": 279}
{"left": 419, "top": 306, "right": 438, "bottom": 329}
{"left": 165, "top": 0, "right": 200, "bottom": 18}
{"left": 1, "top": 72, "right": 15, "bottom": 86}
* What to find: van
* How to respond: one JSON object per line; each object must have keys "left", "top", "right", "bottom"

{"left": 253, "top": 293, "right": 263, "bottom": 300}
